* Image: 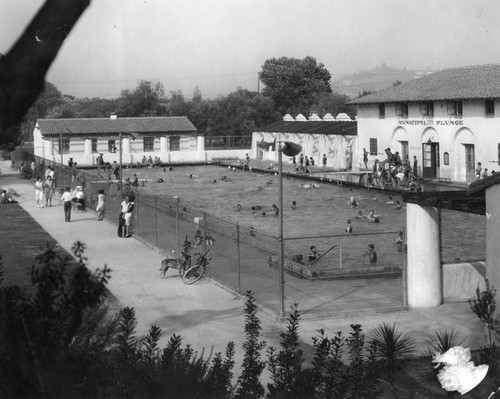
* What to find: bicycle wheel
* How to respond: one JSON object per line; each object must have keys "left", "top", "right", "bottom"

{"left": 183, "top": 264, "right": 205, "bottom": 285}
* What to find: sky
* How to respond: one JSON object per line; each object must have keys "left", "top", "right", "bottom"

{"left": 2, "top": 0, "right": 500, "bottom": 99}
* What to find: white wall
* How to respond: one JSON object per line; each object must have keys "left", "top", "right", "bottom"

{"left": 34, "top": 130, "right": 249, "bottom": 165}
{"left": 252, "top": 131, "right": 357, "bottom": 169}
{"left": 354, "top": 99, "right": 500, "bottom": 182}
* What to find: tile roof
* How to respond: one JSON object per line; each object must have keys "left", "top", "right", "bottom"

{"left": 254, "top": 121, "right": 357, "bottom": 136}
{"left": 349, "top": 64, "right": 500, "bottom": 105}
{"left": 37, "top": 117, "right": 197, "bottom": 136}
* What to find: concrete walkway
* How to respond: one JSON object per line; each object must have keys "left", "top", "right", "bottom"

{"left": 0, "top": 160, "right": 486, "bottom": 366}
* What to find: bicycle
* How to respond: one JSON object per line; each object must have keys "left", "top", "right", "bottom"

{"left": 160, "top": 236, "right": 192, "bottom": 279}
{"left": 183, "top": 250, "right": 211, "bottom": 285}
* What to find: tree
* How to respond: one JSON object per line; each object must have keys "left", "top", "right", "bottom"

{"left": 117, "top": 80, "right": 167, "bottom": 117}
{"left": 259, "top": 56, "right": 332, "bottom": 115}
{"left": 235, "top": 291, "right": 266, "bottom": 399}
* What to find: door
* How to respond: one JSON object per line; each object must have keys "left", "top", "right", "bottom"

{"left": 422, "top": 143, "right": 439, "bottom": 178}
{"left": 464, "top": 144, "right": 475, "bottom": 182}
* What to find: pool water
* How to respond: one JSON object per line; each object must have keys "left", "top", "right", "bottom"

{"left": 121, "top": 165, "right": 406, "bottom": 237}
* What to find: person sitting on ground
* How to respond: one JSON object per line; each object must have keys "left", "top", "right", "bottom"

{"left": 346, "top": 219, "right": 353, "bottom": 234}
{"left": 308, "top": 245, "right": 320, "bottom": 264}
{"left": 0, "top": 190, "right": 11, "bottom": 204}
{"left": 271, "top": 203, "right": 279, "bottom": 216}
{"left": 291, "top": 200, "right": 297, "bottom": 210}
{"left": 363, "top": 243, "right": 377, "bottom": 263}
{"left": 353, "top": 209, "right": 365, "bottom": 220}
{"left": 367, "top": 209, "right": 380, "bottom": 223}
{"left": 386, "top": 196, "right": 395, "bottom": 205}
{"left": 347, "top": 196, "right": 359, "bottom": 207}
{"left": 393, "top": 200, "right": 402, "bottom": 210}
{"left": 235, "top": 203, "right": 242, "bottom": 212}
{"left": 483, "top": 168, "right": 489, "bottom": 178}
{"left": 193, "top": 230, "right": 204, "bottom": 247}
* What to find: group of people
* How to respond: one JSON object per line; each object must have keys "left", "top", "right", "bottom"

{"left": 292, "top": 153, "right": 317, "bottom": 174}
{"left": 475, "top": 162, "right": 496, "bottom": 180}
{"left": 369, "top": 148, "right": 421, "bottom": 191}
{"left": 34, "top": 170, "right": 56, "bottom": 208}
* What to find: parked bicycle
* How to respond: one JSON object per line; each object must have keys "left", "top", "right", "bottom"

{"left": 183, "top": 250, "right": 211, "bottom": 285}
{"left": 160, "top": 237, "right": 212, "bottom": 284}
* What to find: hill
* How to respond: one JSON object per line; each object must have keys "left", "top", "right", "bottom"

{"left": 332, "top": 64, "right": 434, "bottom": 99}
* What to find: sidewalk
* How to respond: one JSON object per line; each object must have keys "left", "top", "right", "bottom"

{"left": 0, "top": 159, "right": 486, "bottom": 363}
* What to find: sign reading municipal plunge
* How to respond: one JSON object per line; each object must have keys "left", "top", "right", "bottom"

{"left": 398, "top": 119, "right": 464, "bottom": 126}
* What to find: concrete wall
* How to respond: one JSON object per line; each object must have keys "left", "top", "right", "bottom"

{"left": 486, "top": 184, "right": 500, "bottom": 292}
{"left": 354, "top": 99, "right": 500, "bottom": 182}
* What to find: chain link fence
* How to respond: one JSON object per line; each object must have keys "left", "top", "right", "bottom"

{"left": 439, "top": 208, "right": 486, "bottom": 264}
{"left": 19, "top": 152, "right": 408, "bottom": 317}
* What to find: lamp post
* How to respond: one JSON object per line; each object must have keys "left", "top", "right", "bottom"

{"left": 119, "top": 131, "right": 122, "bottom": 185}
{"left": 258, "top": 138, "right": 302, "bottom": 317}
{"left": 118, "top": 131, "right": 139, "bottom": 187}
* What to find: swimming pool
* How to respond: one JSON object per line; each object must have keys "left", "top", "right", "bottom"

{"left": 120, "top": 164, "right": 407, "bottom": 238}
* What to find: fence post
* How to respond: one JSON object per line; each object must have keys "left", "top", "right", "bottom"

{"left": 237, "top": 223, "right": 241, "bottom": 293}
{"left": 339, "top": 245, "right": 343, "bottom": 270}
{"left": 402, "top": 228, "right": 407, "bottom": 306}
{"left": 154, "top": 196, "right": 158, "bottom": 246}
{"left": 176, "top": 198, "right": 180, "bottom": 259}
{"left": 203, "top": 212, "right": 207, "bottom": 253}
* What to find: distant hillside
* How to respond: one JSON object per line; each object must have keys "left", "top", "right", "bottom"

{"left": 332, "top": 64, "right": 434, "bottom": 99}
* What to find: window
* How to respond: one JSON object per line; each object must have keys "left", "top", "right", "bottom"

{"left": 443, "top": 152, "right": 449, "bottom": 165}
{"left": 486, "top": 100, "right": 495, "bottom": 116}
{"left": 369, "top": 138, "right": 378, "bottom": 156}
{"left": 108, "top": 140, "right": 117, "bottom": 153}
{"left": 395, "top": 103, "right": 408, "bottom": 118}
{"left": 378, "top": 103, "right": 385, "bottom": 119}
{"left": 447, "top": 100, "right": 463, "bottom": 116}
{"left": 143, "top": 136, "right": 155, "bottom": 152}
{"left": 58, "top": 138, "right": 70, "bottom": 154}
{"left": 420, "top": 102, "right": 434, "bottom": 116}
{"left": 169, "top": 136, "right": 180, "bottom": 151}
{"left": 91, "top": 138, "right": 97, "bottom": 153}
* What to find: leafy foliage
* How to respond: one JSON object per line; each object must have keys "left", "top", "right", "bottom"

{"left": 235, "top": 291, "right": 266, "bottom": 399}
{"left": 266, "top": 304, "right": 314, "bottom": 399}
{"left": 368, "top": 323, "right": 416, "bottom": 373}
{"left": 259, "top": 56, "right": 332, "bottom": 114}
{"left": 425, "top": 329, "right": 465, "bottom": 359}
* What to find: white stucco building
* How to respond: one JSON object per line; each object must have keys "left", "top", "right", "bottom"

{"left": 252, "top": 113, "right": 357, "bottom": 169}
{"left": 33, "top": 115, "right": 250, "bottom": 166}
{"left": 349, "top": 64, "right": 500, "bottom": 183}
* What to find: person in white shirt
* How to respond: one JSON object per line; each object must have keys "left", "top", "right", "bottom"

{"left": 118, "top": 195, "right": 134, "bottom": 237}
{"left": 59, "top": 187, "right": 72, "bottom": 222}
{"left": 34, "top": 176, "right": 44, "bottom": 208}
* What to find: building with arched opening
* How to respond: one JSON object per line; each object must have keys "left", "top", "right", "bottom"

{"left": 349, "top": 64, "right": 500, "bottom": 183}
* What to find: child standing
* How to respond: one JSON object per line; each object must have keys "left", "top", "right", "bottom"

{"left": 96, "top": 189, "right": 105, "bottom": 221}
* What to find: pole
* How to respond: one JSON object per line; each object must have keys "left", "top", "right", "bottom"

{"left": 402, "top": 227, "right": 407, "bottom": 306}
{"left": 60, "top": 131, "right": 63, "bottom": 189}
{"left": 278, "top": 145, "right": 285, "bottom": 318}
{"left": 119, "top": 131, "right": 122, "bottom": 187}
{"left": 237, "top": 223, "right": 241, "bottom": 293}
